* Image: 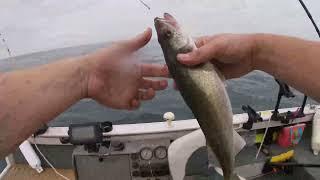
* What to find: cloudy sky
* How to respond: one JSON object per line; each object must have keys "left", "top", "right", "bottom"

{"left": 0, "top": 0, "right": 319, "bottom": 59}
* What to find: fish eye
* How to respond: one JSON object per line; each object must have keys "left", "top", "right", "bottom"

{"left": 165, "top": 30, "right": 172, "bottom": 38}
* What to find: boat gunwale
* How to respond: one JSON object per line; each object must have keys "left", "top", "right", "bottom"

{"left": 32, "top": 105, "right": 318, "bottom": 139}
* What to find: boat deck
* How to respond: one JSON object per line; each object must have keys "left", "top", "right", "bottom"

{"left": 2, "top": 164, "right": 75, "bottom": 180}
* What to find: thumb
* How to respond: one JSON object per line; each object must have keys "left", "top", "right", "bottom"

{"left": 124, "top": 28, "right": 152, "bottom": 52}
{"left": 177, "top": 41, "right": 221, "bottom": 66}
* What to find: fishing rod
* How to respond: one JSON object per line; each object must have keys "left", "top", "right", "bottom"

{"left": 270, "top": 0, "right": 320, "bottom": 122}
{"left": 256, "top": 0, "right": 320, "bottom": 159}
{"left": 138, "top": 0, "right": 151, "bottom": 10}
{"left": 297, "top": 0, "right": 320, "bottom": 114}
{"left": 255, "top": 0, "right": 319, "bottom": 159}
{"left": 298, "top": 0, "right": 320, "bottom": 38}
{"left": 274, "top": 0, "right": 319, "bottom": 118}
{"left": 0, "top": 33, "right": 12, "bottom": 57}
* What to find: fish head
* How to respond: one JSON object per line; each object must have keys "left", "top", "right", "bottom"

{"left": 154, "top": 13, "right": 194, "bottom": 51}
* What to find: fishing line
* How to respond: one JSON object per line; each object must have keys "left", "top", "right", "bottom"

{"left": 1, "top": 22, "right": 69, "bottom": 180}
{"left": 0, "top": 29, "right": 68, "bottom": 179}
{"left": 0, "top": 33, "right": 12, "bottom": 57}
{"left": 33, "top": 137, "right": 71, "bottom": 180}
{"left": 297, "top": 0, "right": 320, "bottom": 113}
{"left": 255, "top": 116, "right": 271, "bottom": 159}
{"left": 137, "top": 0, "right": 151, "bottom": 10}
{"left": 256, "top": 0, "right": 320, "bottom": 159}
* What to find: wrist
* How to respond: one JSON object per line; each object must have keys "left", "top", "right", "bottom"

{"left": 77, "top": 55, "right": 95, "bottom": 99}
{"left": 79, "top": 50, "right": 108, "bottom": 100}
{"left": 251, "top": 33, "right": 272, "bottom": 71}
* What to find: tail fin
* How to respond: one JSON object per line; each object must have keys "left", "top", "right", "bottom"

{"left": 232, "top": 173, "right": 245, "bottom": 180}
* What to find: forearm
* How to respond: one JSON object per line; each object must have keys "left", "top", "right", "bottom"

{"left": 0, "top": 57, "right": 89, "bottom": 157}
{"left": 254, "top": 34, "right": 320, "bottom": 101}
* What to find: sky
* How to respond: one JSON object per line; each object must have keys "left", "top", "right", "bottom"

{"left": 0, "top": 0, "right": 319, "bottom": 59}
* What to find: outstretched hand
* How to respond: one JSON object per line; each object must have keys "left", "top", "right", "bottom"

{"left": 86, "top": 28, "right": 169, "bottom": 110}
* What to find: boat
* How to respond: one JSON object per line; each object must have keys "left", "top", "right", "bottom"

{"left": 0, "top": 102, "right": 320, "bottom": 180}
{"left": 1, "top": 42, "right": 319, "bottom": 179}
{"left": 1, "top": 1, "right": 320, "bottom": 179}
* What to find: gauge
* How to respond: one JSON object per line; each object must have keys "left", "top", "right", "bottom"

{"left": 140, "top": 147, "right": 153, "bottom": 160}
{"left": 154, "top": 146, "right": 167, "bottom": 159}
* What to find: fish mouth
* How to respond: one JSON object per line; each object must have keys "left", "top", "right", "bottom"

{"left": 154, "top": 13, "right": 179, "bottom": 29}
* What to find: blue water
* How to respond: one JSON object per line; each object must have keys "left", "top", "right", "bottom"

{"left": 0, "top": 40, "right": 317, "bottom": 126}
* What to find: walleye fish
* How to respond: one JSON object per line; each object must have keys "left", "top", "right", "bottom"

{"left": 154, "top": 13, "right": 240, "bottom": 180}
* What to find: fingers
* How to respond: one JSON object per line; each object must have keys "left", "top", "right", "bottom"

{"left": 141, "top": 78, "right": 168, "bottom": 90}
{"left": 123, "top": 28, "right": 152, "bottom": 52}
{"left": 141, "top": 64, "right": 169, "bottom": 77}
{"left": 138, "top": 88, "right": 155, "bottom": 100}
{"left": 178, "top": 35, "right": 229, "bottom": 66}
{"left": 129, "top": 68, "right": 168, "bottom": 110}
{"left": 129, "top": 88, "right": 156, "bottom": 109}
{"left": 91, "top": 28, "right": 151, "bottom": 60}
{"left": 177, "top": 40, "right": 223, "bottom": 66}
{"left": 194, "top": 36, "right": 211, "bottom": 47}
{"left": 194, "top": 34, "right": 231, "bottom": 47}
{"left": 130, "top": 99, "right": 140, "bottom": 110}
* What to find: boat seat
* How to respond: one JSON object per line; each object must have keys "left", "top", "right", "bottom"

{"left": 168, "top": 129, "right": 246, "bottom": 180}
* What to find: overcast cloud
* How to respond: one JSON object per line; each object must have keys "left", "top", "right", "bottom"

{"left": 0, "top": 0, "right": 319, "bottom": 59}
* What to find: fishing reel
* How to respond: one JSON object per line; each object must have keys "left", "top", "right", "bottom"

{"left": 242, "top": 105, "right": 263, "bottom": 130}
{"left": 60, "top": 121, "right": 113, "bottom": 153}
{"left": 271, "top": 79, "right": 295, "bottom": 121}
{"left": 242, "top": 79, "right": 308, "bottom": 128}
{"left": 271, "top": 79, "right": 307, "bottom": 123}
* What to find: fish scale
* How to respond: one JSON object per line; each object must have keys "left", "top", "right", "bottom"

{"left": 154, "top": 13, "right": 241, "bottom": 180}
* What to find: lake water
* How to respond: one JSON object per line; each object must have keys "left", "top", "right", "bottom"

{"left": 0, "top": 39, "right": 317, "bottom": 126}
{"left": 0, "top": 0, "right": 319, "bottom": 126}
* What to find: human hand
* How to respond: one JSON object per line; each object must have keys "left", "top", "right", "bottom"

{"left": 86, "top": 28, "right": 169, "bottom": 110}
{"left": 177, "top": 34, "right": 258, "bottom": 79}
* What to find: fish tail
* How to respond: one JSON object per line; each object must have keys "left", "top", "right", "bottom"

{"left": 231, "top": 173, "right": 245, "bottom": 180}
{"left": 213, "top": 167, "right": 245, "bottom": 180}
